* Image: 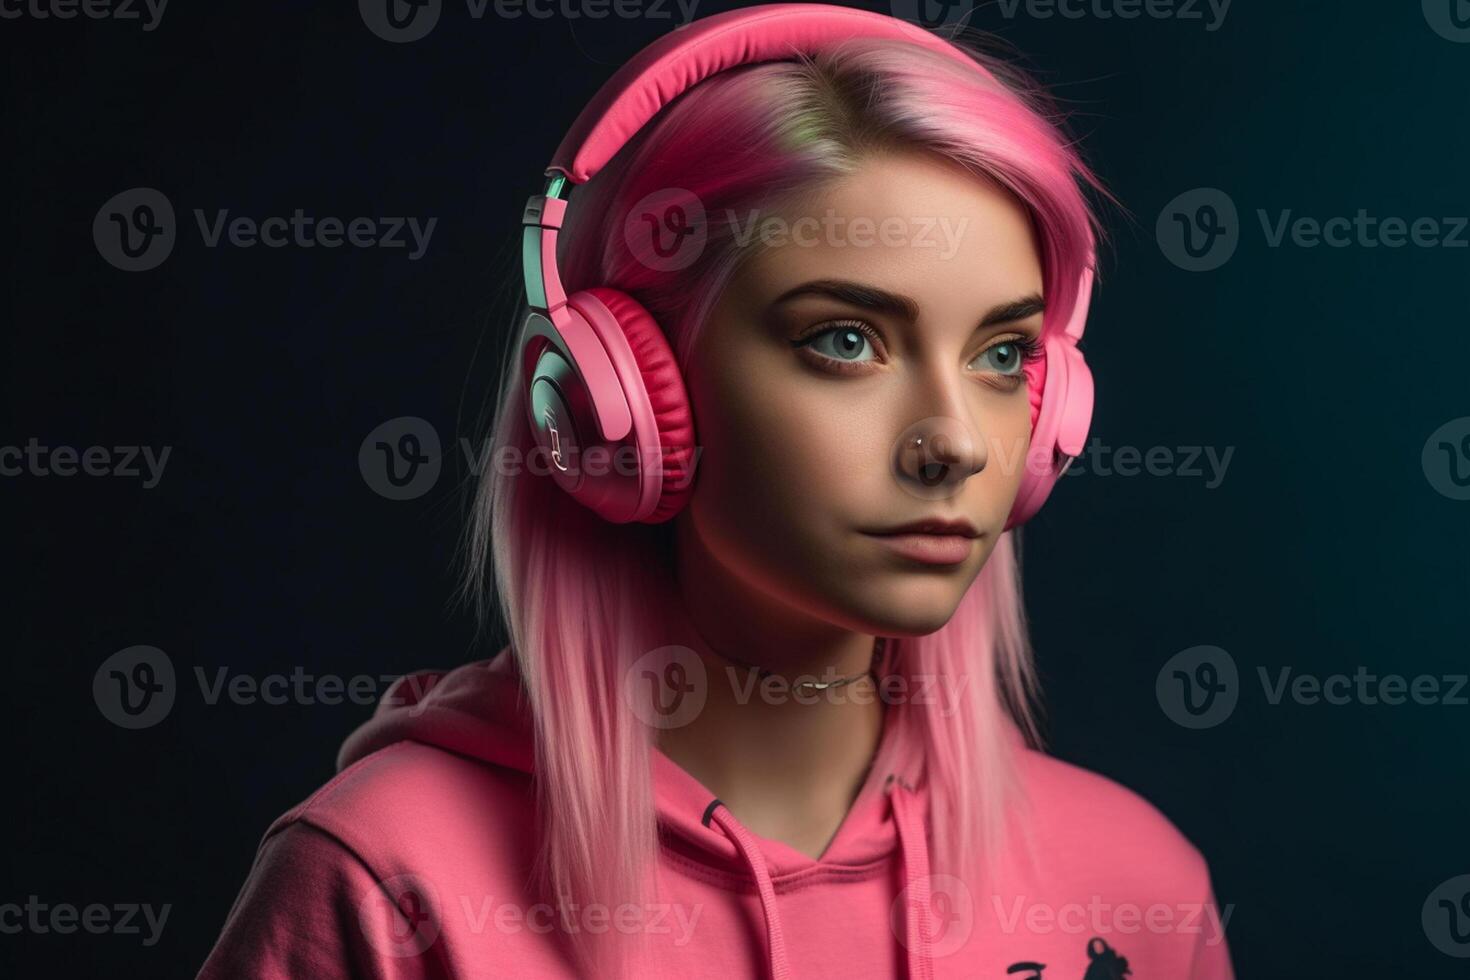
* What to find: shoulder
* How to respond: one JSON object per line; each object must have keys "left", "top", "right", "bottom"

{"left": 200, "top": 746, "right": 537, "bottom": 978}
{"left": 266, "top": 741, "right": 537, "bottom": 886}
{"left": 1010, "top": 747, "right": 1215, "bottom": 901}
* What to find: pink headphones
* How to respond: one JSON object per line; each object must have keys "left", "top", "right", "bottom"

{"left": 519, "top": 3, "right": 1094, "bottom": 530}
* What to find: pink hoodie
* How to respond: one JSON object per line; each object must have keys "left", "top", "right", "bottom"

{"left": 199, "top": 650, "right": 1234, "bottom": 978}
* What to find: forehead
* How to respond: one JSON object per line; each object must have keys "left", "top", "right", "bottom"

{"left": 730, "top": 151, "right": 1043, "bottom": 316}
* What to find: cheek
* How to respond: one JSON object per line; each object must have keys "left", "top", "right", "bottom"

{"left": 967, "top": 391, "right": 1034, "bottom": 507}
{"left": 693, "top": 362, "right": 886, "bottom": 524}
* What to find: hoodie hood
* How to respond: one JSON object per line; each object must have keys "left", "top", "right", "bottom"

{"left": 337, "top": 648, "right": 937, "bottom": 980}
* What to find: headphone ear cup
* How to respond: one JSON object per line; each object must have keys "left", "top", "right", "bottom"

{"left": 1006, "top": 333, "right": 1078, "bottom": 531}
{"left": 566, "top": 288, "right": 697, "bottom": 523}
{"left": 1005, "top": 265, "right": 1095, "bottom": 531}
{"left": 1025, "top": 342, "right": 1048, "bottom": 432}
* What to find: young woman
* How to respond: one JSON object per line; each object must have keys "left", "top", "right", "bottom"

{"left": 199, "top": 5, "right": 1234, "bottom": 978}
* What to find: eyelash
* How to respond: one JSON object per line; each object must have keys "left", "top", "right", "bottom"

{"left": 791, "top": 319, "right": 1045, "bottom": 383}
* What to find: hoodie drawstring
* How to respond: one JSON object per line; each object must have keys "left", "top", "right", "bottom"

{"left": 701, "top": 775, "right": 933, "bottom": 980}
{"left": 887, "top": 777, "right": 934, "bottom": 980}
{"left": 703, "top": 800, "right": 792, "bottom": 980}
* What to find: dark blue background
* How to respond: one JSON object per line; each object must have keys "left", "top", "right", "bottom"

{"left": 5, "top": 0, "right": 1468, "bottom": 975}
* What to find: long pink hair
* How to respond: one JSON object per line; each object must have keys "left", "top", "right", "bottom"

{"left": 463, "top": 28, "right": 1111, "bottom": 977}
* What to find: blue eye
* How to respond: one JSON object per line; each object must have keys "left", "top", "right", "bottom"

{"left": 972, "top": 340, "right": 1029, "bottom": 376}
{"left": 804, "top": 324, "right": 876, "bottom": 363}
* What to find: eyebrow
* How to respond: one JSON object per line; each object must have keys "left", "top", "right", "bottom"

{"left": 771, "top": 279, "right": 1045, "bottom": 328}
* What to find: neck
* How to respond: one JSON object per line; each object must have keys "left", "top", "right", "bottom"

{"left": 655, "top": 518, "right": 886, "bottom": 859}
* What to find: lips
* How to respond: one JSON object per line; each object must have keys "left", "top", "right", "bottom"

{"left": 860, "top": 518, "right": 983, "bottom": 566}
{"left": 865, "top": 533, "right": 976, "bottom": 565}
{"left": 866, "top": 517, "right": 982, "bottom": 538}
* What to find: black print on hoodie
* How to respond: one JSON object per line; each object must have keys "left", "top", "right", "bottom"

{"left": 1006, "top": 936, "right": 1132, "bottom": 979}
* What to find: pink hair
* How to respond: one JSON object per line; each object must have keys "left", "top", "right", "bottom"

{"left": 462, "top": 28, "right": 1112, "bottom": 977}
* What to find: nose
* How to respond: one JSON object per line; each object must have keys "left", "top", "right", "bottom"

{"left": 893, "top": 413, "right": 986, "bottom": 497}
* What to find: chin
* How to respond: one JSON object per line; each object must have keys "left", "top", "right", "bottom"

{"left": 835, "top": 574, "right": 977, "bottom": 637}
{"left": 878, "top": 596, "right": 970, "bottom": 637}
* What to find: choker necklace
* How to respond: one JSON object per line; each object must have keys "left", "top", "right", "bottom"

{"left": 710, "top": 637, "right": 887, "bottom": 696}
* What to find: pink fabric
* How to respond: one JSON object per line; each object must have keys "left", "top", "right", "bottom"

{"left": 199, "top": 651, "right": 1235, "bottom": 978}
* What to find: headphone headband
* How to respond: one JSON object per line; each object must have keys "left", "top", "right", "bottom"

{"left": 546, "top": 3, "right": 990, "bottom": 184}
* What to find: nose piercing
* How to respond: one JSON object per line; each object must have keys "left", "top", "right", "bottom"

{"left": 913, "top": 435, "right": 950, "bottom": 486}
